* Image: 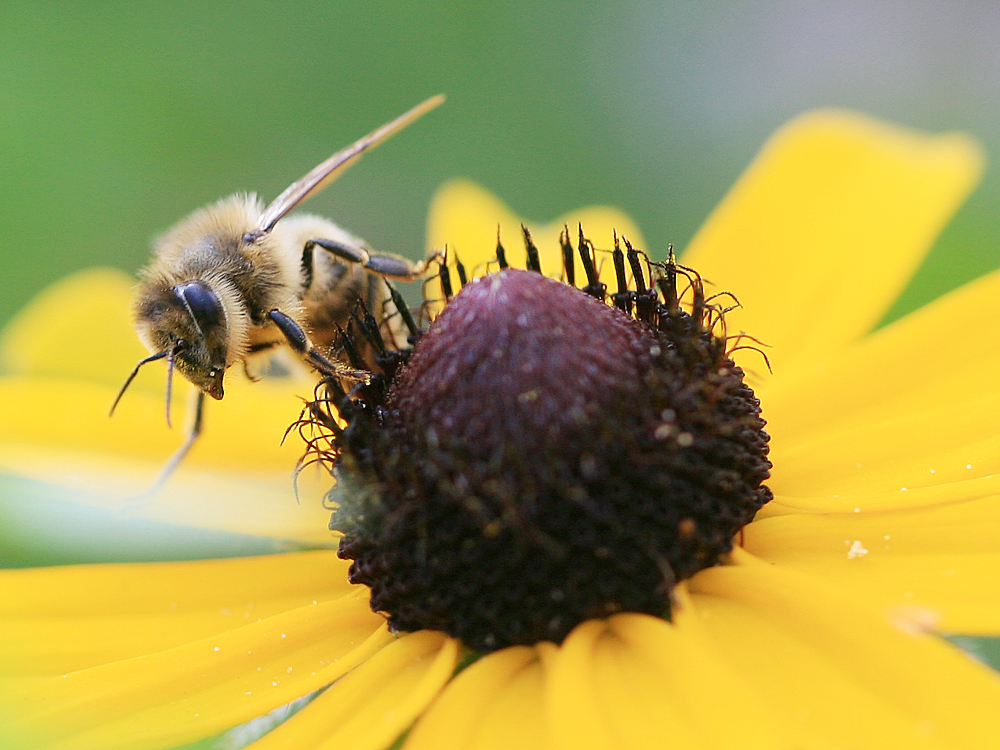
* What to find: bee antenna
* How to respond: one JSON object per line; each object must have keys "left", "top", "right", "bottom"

{"left": 110, "top": 350, "right": 170, "bottom": 418}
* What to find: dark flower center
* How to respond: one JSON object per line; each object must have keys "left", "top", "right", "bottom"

{"left": 307, "top": 233, "right": 771, "bottom": 653}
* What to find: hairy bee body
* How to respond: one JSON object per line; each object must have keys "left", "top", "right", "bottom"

{"left": 135, "top": 194, "right": 398, "bottom": 398}
{"left": 113, "top": 96, "right": 444, "bottom": 484}
{"left": 287, "top": 214, "right": 400, "bottom": 354}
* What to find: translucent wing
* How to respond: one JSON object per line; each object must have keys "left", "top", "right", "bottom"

{"left": 255, "top": 93, "right": 445, "bottom": 235}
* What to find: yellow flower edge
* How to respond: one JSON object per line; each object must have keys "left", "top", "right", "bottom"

{"left": 2, "top": 108, "right": 1000, "bottom": 749}
{"left": 0, "top": 269, "right": 332, "bottom": 543}
{"left": 684, "top": 107, "right": 984, "bottom": 377}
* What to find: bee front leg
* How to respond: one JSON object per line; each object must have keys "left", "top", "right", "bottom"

{"left": 267, "top": 309, "right": 366, "bottom": 380}
{"left": 304, "top": 238, "right": 441, "bottom": 280}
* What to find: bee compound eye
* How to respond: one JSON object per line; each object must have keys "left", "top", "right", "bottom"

{"left": 174, "top": 281, "right": 225, "bottom": 333}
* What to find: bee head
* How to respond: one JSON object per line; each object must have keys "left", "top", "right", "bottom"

{"left": 134, "top": 280, "right": 229, "bottom": 400}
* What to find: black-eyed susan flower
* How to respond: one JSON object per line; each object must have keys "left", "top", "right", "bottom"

{"left": 3, "top": 109, "right": 1000, "bottom": 749}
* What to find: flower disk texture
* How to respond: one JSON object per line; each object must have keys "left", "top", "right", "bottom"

{"left": 331, "top": 268, "right": 772, "bottom": 652}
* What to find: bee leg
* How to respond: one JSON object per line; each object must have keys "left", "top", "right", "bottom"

{"left": 154, "top": 389, "right": 206, "bottom": 485}
{"left": 242, "top": 361, "right": 262, "bottom": 382}
{"left": 267, "top": 309, "right": 367, "bottom": 380}
{"left": 304, "top": 238, "right": 442, "bottom": 281}
{"left": 122, "top": 390, "right": 206, "bottom": 506}
{"left": 244, "top": 341, "right": 281, "bottom": 382}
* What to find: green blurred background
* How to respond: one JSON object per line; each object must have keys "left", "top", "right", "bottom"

{"left": 1, "top": 1, "right": 998, "bottom": 328}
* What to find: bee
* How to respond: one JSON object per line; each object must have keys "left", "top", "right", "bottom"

{"left": 110, "top": 94, "right": 445, "bottom": 484}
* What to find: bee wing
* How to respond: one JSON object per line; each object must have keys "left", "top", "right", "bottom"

{"left": 256, "top": 94, "right": 445, "bottom": 235}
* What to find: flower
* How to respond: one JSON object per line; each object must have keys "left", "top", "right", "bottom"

{"left": 3, "top": 109, "right": 1000, "bottom": 749}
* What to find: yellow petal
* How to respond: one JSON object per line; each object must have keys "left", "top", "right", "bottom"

{"left": 545, "top": 619, "right": 634, "bottom": 749}
{"left": 550, "top": 618, "right": 710, "bottom": 750}
{"left": 244, "top": 631, "right": 458, "bottom": 750}
{"left": 689, "top": 550, "right": 1000, "bottom": 748}
{"left": 609, "top": 606, "right": 791, "bottom": 747}
{"left": 426, "top": 179, "right": 647, "bottom": 302}
{"left": 752, "top": 266, "right": 1000, "bottom": 510}
{"left": 461, "top": 645, "right": 552, "bottom": 750}
{"left": 0, "top": 268, "right": 144, "bottom": 387}
{"left": 0, "top": 551, "right": 355, "bottom": 675}
{"left": 0, "top": 375, "right": 331, "bottom": 543}
{"left": 749, "top": 493, "right": 1000, "bottom": 557}
{"left": 766, "top": 391, "right": 1000, "bottom": 509}
{"left": 544, "top": 609, "right": 791, "bottom": 750}
{"left": 427, "top": 179, "right": 523, "bottom": 272}
{"left": 746, "top": 509, "right": 1000, "bottom": 634}
{"left": 774, "top": 551, "right": 1000, "bottom": 636}
{"left": 404, "top": 645, "right": 548, "bottom": 750}
{"left": 683, "top": 109, "right": 983, "bottom": 376}
{"left": 0, "top": 265, "right": 336, "bottom": 544}
{"left": 2, "top": 590, "right": 389, "bottom": 750}
{"left": 761, "top": 267, "right": 1000, "bottom": 437}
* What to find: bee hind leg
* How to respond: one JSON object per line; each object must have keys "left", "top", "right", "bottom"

{"left": 304, "top": 238, "right": 442, "bottom": 281}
